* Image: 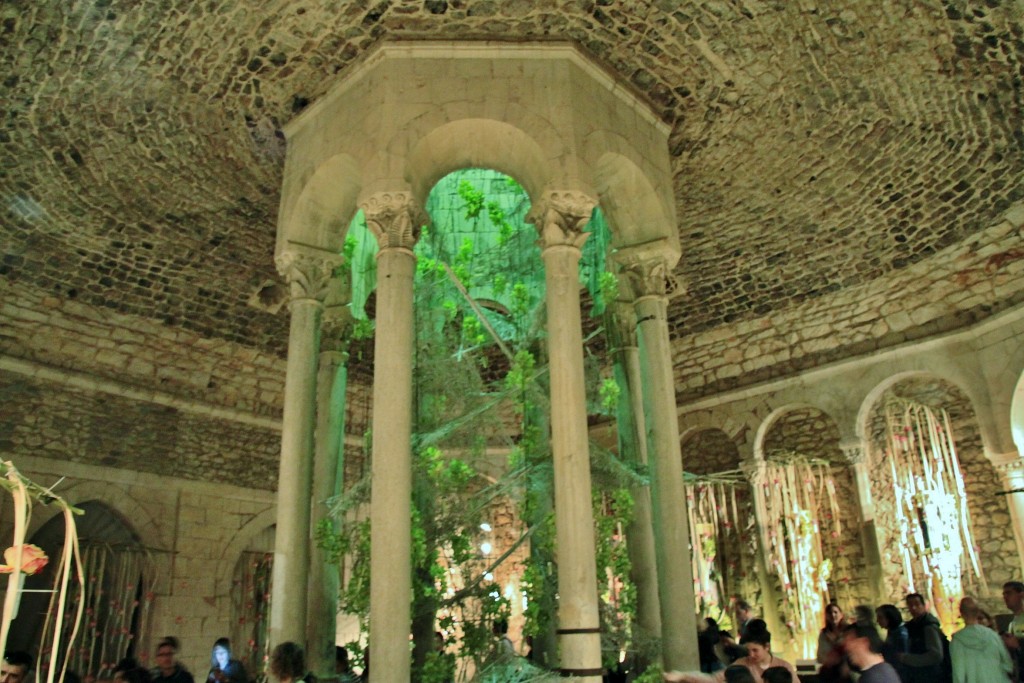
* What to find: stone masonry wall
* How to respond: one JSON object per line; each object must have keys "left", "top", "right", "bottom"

{"left": 1, "top": 279, "right": 287, "bottom": 417}
{"left": 761, "top": 409, "right": 871, "bottom": 617}
{"left": 682, "top": 428, "right": 741, "bottom": 476}
{"left": 672, "top": 205, "right": 1024, "bottom": 402}
{"left": 0, "top": 455, "right": 275, "bottom": 678}
{"left": 0, "top": 370, "right": 281, "bottom": 490}
{"left": 866, "top": 376, "right": 1013, "bottom": 611}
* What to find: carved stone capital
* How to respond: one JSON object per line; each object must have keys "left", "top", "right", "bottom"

{"left": 320, "top": 307, "right": 356, "bottom": 355}
{"left": 740, "top": 459, "right": 767, "bottom": 482}
{"left": 993, "top": 456, "right": 1024, "bottom": 480}
{"left": 275, "top": 251, "right": 338, "bottom": 305}
{"left": 528, "top": 190, "right": 596, "bottom": 250}
{"left": 840, "top": 443, "right": 867, "bottom": 466}
{"left": 361, "top": 191, "right": 423, "bottom": 251}
{"left": 615, "top": 255, "right": 683, "bottom": 300}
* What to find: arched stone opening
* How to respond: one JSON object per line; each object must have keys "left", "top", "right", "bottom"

{"left": 1012, "top": 370, "right": 1024, "bottom": 456}
{"left": 679, "top": 428, "right": 753, "bottom": 634}
{"left": 748, "top": 405, "right": 866, "bottom": 658}
{"left": 864, "top": 373, "right": 1009, "bottom": 617}
{"left": 12, "top": 501, "right": 149, "bottom": 679}
{"left": 760, "top": 407, "right": 868, "bottom": 608}
{"left": 405, "top": 119, "right": 552, "bottom": 209}
{"left": 682, "top": 427, "right": 742, "bottom": 476}
{"left": 229, "top": 523, "right": 275, "bottom": 678}
{"left": 278, "top": 153, "right": 363, "bottom": 260}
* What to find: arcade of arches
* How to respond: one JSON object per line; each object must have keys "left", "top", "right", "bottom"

{"left": 2, "top": 7, "right": 1024, "bottom": 682}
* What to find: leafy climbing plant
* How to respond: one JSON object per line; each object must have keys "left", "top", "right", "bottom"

{"left": 321, "top": 168, "right": 649, "bottom": 681}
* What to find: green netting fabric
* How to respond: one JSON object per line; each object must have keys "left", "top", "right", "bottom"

{"left": 342, "top": 168, "right": 615, "bottom": 322}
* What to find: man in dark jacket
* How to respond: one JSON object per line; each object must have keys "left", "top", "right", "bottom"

{"left": 151, "top": 637, "right": 195, "bottom": 683}
{"left": 900, "top": 593, "right": 946, "bottom": 683}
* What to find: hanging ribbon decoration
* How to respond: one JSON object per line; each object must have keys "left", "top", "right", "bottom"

{"left": 885, "top": 399, "right": 985, "bottom": 634}
{"left": 751, "top": 453, "right": 841, "bottom": 660}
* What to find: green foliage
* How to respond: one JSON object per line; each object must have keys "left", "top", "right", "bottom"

{"left": 420, "top": 650, "right": 457, "bottom": 683}
{"left": 316, "top": 515, "right": 370, "bottom": 622}
{"left": 632, "top": 664, "right": 664, "bottom": 683}
{"left": 593, "top": 488, "right": 636, "bottom": 670}
{"left": 458, "top": 179, "right": 486, "bottom": 219}
{"left": 322, "top": 169, "right": 657, "bottom": 678}
{"left": 351, "top": 317, "right": 374, "bottom": 340}
{"left": 473, "top": 659, "right": 562, "bottom": 682}
{"left": 599, "top": 377, "right": 621, "bottom": 413}
{"left": 343, "top": 233, "right": 359, "bottom": 262}
{"left": 504, "top": 350, "right": 536, "bottom": 397}
{"left": 598, "top": 270, "right": 619, "bottom": 303}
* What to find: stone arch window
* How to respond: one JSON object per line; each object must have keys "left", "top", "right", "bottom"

{"left": 12, "top": 500, "right": 151, "bottom": 680}
{"left": 230, "top": 524, "right": 274, "bottom": 679}
{"left": 865, "top": 375, "right": 999, "bottom": 629}
{"left": 680, "top": 428, "right": 751, "bottom": 630}
{"left": 756, "top": 406, "right": 863, "bottom": 660}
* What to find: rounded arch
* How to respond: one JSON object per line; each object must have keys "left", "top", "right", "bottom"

{"left": 758, "top": 404, "right": 845, "bottom": 464}
{"left": 22, "top": 480, "right": 165, "bottom": 552}
{"left": 279, "top": 152, "right": 363, "bottom": 255}
{"left": 680, "top": 427, "right": 742, "bottom": 475}
{"left": 590, "top": 149, "right": 678, "bottom": 257}
{"left": 859, "top": 370, "right": 1010, "bottom": 606}
{"left": 404, "top": 119, "right": 553, "bottom": 205}
{"left": 855, "top": 370, "right": 983, "bottom": 447}
{"left": 1013, "top": 372, "right": 1024, "bottom": 455}
{"left": 753, "top": 402, "right": 830, "bottom": 462}
{"left": 15, "top": 499, "right": 150, "bottom": 671}
{"left": 213, "top": 506, "right": 278, "bottom": 599}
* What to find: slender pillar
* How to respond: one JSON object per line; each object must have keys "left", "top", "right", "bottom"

{"left": 992, "top": 452, "right": 1024, "bottom": 574}
{"left": 364, "top": 192, "right": 420, "bottom": 683}
{"left": 620, "top": 256, "right": 699, "bottom": 671}
{"left": 271, "top": 251, "right": 336, "bottom": 647}
{"left": 533, "top": 191, "right": 603, "bottom": 681}
{"left": 841, "top": 442, "right": 887, "bottom": 603}
{"left": 306, "top": 306, "right": 352, "bottom": 676}
{"left": 608, "top": 301, "right": 662, "bottom": 642}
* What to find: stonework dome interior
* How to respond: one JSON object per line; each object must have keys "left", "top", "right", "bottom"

{"left": 2, "top": 1, "right": 1024, "bottom": 680}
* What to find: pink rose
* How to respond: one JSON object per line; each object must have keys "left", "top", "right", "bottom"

{"left": 0, "top": 544, "right": 48, "bottom": 575}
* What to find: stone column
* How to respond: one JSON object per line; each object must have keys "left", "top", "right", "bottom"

{"left": 619, "top": 255, "right": 699, "bottom": 671}
{"left": 992, "top": 452, "right": 1024, "bottom": 573}
{"left": 271, "top": 250, "right": 336, "bottom": 647}
{"left": 363, "top": 191, "right": 421, "bottom": 683}
{"left": 841, "top": 442, "right": 887, "bottom": 603}
{"left": 532, "top": 191, "right": 603, "bottom": 681}
{"left": 306, "top": 302, "right": 352, "bottom": 676}
{"left": 608, "top": 301, "right": 662, "bottom": 642}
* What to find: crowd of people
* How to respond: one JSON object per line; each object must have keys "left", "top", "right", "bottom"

{"left": 5, "top": 583, "right": 1024, "bottom": 682}
{"left": 666, "top": 581, "right": 1024, "bottom": 683}
{"left": 0, "top": 636, "right": 358, "bottom": 683}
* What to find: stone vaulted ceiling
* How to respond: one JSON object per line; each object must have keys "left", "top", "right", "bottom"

{"left": 2, "top": 0, "right": 1023, "bottom": 400}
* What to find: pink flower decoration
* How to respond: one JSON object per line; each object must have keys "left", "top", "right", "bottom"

{"left": 0, "top": 544, "right": 48, "bottom": 575}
